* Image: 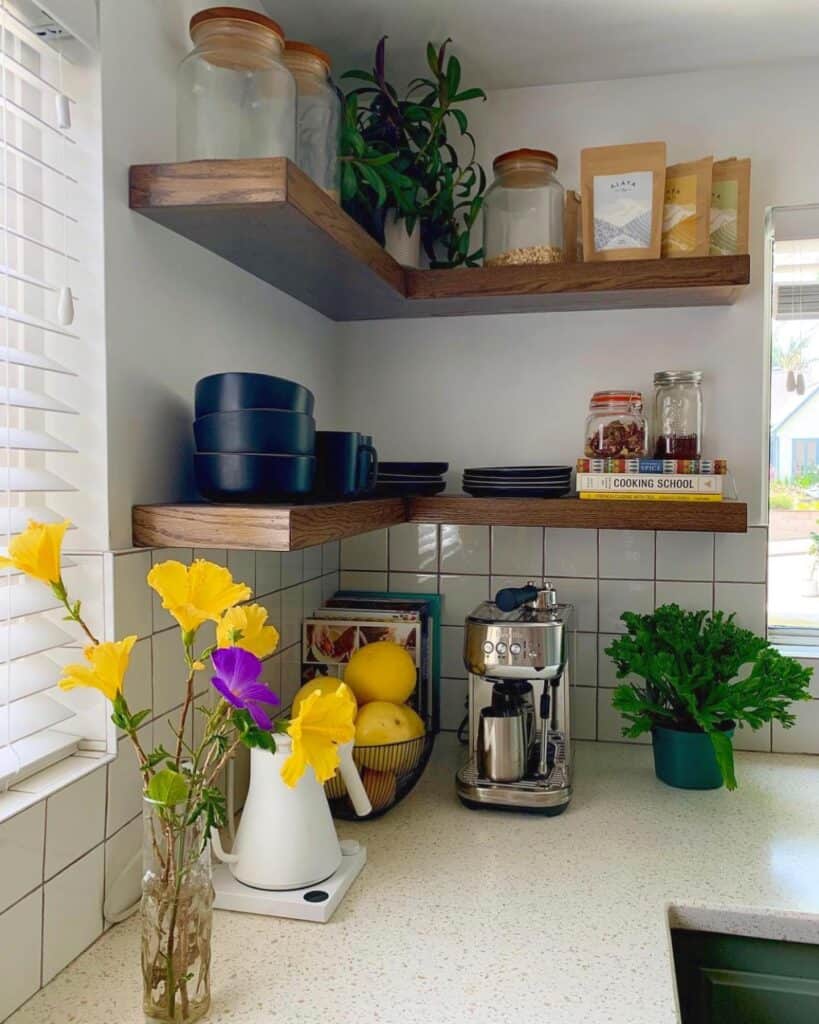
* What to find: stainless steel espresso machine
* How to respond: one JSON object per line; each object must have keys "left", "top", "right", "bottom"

{"left": 456, "top": 582, "right": 574, "bottom": 814}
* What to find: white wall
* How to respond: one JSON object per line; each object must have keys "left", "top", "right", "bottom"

{"left": 337, "top": 61, "right": 819, "bottom": 525}
{"left": 99, "top": 0, "right": 344, "bottom": 549}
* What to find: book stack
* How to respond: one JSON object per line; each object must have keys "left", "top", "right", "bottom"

{"left": 575, "top": 458, "right": 730, "bottom": 502}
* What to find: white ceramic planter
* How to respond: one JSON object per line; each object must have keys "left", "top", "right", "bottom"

{"left": 383, "top": 211, "right": 421, "bottom": 268}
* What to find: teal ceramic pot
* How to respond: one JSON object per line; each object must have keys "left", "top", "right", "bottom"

{"left": 651, "top": 723, "right": 735, "bottom": 790}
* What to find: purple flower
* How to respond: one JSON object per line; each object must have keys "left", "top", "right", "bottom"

{"left": 210, "top": 647, "right": 280, "bottom": 731}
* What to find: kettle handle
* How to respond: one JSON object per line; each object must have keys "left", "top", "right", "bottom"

{"left": 495, "top": 585, "right": 539, "bottom": 612}
{"left": 337, "top": 740, "right": 372, "bottom": 817}
{"left": 210, "top": 828, "right": 239, "bottom": 864}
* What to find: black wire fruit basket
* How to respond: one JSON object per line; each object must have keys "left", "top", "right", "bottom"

{"left": 326, "top": 722, "right": 436, "bottom": 821}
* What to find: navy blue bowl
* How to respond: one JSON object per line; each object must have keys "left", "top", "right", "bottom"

{"left": 195, "top": 373, "right": 315, "bottom": 418}
{"left": 194, "top": 453, "right": 315, "bottom": 502}
{"left": 194, "top": 409, "right": 316, "bottom": 455}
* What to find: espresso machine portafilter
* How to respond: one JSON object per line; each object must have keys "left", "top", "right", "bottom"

{"left": 456, "top": 582, "right": 573, "bottom": 814}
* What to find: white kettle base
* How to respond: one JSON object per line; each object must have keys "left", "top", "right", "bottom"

{"left": 212, "top": 840, "right": 366, "bottom": 923}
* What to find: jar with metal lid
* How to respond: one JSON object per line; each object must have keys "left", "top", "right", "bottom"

{"left": 483, "top": 149, "right": 565, "bottom": 267}
{"left": 653, "top": 371, "right": 704, "bottom": 459}
{"left": 177, "top": 7, "right": 296, "bottom": 161}
{"left": 584, "top": 391, "right": 648, "bottom": 458}
{"left": 283, "top": 41, "right": 341, "bottom": 201}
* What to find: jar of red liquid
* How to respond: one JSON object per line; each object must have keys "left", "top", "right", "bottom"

{"left": 584, "top": 391, "right": 647, "bottom": 458}
{"left": 653, "top": 371, "right": 703, "bottom": 459}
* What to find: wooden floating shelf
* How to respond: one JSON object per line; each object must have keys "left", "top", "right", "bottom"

{"left": 133, "top": 496, "right": 747, "bottom": 551}
{"left": 130, "top": 158, "right": 750, "bottom": 321}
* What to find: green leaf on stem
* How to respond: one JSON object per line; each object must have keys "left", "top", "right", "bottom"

{"left": 232, "top": 709, "right": 277, "bottom": 752}
{"left": 146, "top": 768, "right": 189, "bottom": 807}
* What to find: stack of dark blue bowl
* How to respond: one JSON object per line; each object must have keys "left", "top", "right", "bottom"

{"left": 193, "top": 373, "right": 316, "bottom": 502}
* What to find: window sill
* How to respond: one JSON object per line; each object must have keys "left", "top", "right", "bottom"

{"left": 0, "top": 750, "right": 113, "bottom": 824}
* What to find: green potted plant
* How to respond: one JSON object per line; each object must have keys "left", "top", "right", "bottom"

{"left": 339, "top": 36, "right": 486, "bottom": 268}
{"left": 606, "top": 604, "right": 812, "bottom": 790}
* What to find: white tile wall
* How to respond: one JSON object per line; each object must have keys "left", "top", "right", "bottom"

{"left": 440, "top": 574, "right": 491, "bottom": 626}
{"left": 714, "top": 582, "right": 767, "bottom": 635}
{"left": 545, "top": 528, "right": 598, "bottom": 578}
{"left": 599, "top": 530, "right": 655, "bottom": 580}
{"left": 491, "top": 526, "right": 544, "bottom": 577}
{"left": 389, "top": 523, "right": 438, "bottom": 573}
{"left": 44, "top": 768, "right": 106, "bottom": 880}
{"left": 0, "top": 803, "right": 44, "bottom": 913}
{"left": 341, "top": 529, "right": 388, "bottom": 571}
{"left": 656, "top": 531, "right": 714, "bottom": 582}
{"left": 255, "top": 551, "right": 282, "bottom": 595}
{"left": 0, "top": 889, "right": 42, "bottom": 1020}
{"left": 112, "top": 550, "right": 154, "bottom": 639}
{"left": 715, "top": 528, "right": 768, "bottom": 583}
{"left": 42, "top": 845, "right": 105, "bottom": 983}
{"left": 655, "top": 580, "right": 714, "bottom": 613}
{"left": 599, "top": 579, "right": 655, "bottom": 633}
{"left": 281, "top": 550, "right": 304, "bottom": 588}
{"left": 440, "top": 524, "right": 490, "bottom": 575}
{"left": 773, "top": 700, "right": 819, "bottom": 753}
{"left": 571, "top": 687, "right": 597, "bottom": 741}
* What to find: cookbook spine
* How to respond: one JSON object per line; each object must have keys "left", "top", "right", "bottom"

{"left": 576, "top": 473, "right": 723, "bottom": 494}
{"left": 578, "top": 491, "right": 723, "bottom": 502}
{"left": 576, "top": 458, "right": 727, "bottom": 475}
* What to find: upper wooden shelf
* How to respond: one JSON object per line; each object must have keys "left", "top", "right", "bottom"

{"left": 129, "top": 158, "right": 750, "bottom": 322}
{"left": 133, "top": 496, "right": 747, "bottom": 551}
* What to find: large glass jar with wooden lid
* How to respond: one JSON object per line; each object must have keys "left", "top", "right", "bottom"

{"left": 177, "top": 6, "right": 296, "bottom": 161}
{"left": 283, "top": 41, "right": 341, "bottom": 201}
{"left": 483, "top": 149, "right": 565, "bottom": 267}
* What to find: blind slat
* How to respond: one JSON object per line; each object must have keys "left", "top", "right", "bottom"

{"left": 0, "top": 580, "right": 61, "bottom": 620}
{"left": 0, "top": 691, "right": 73, "bottom": 743}
{"left": 0, "top": 556, "right": 76, "bottom": 578}
{"left": 3, "top": 94, "right": 75, "bottom": 142}
{"left": 0, "top": 466, "right": 76, "bottom": 492}
{"left": 0, "top": 184, "right": 77, "bottom": 223}
{"left": 0, "top": 345, "right": 74, "bottom": 375}
{"left": 1, "top": 50, "right": 75, "bottom": 102}
{"left": 2, "top": 651, "right": 62, "bottom": 702}
{"left": 0, "top": 617, "right": 73, "bottom": 663}
{"left": 0, "top": 386, "right": 77, "bottom": 414}
{"left": 0, "top": 729, "right": 79, "bottom": 787}
{"left": 0, "top": 303, "right": 79, "bottom": 338}
{"left": 0, "top": 505, "right": 75, "bottom": 539}
{"left": 0, "top": 428, "right": 76, "bottom": 451}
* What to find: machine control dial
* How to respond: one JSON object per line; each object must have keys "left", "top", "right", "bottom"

{"left": 482, "top": 640, "right": 494, "bottom": 654}
{"left": 495, "top": 641, "right": 508, "bottom": 655}
{"left": 509, "top": 642, "right": 522, "bottom": 656}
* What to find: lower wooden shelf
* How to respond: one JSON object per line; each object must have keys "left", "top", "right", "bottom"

{"left": 132, "top": 495, "right": 747, "bottom": 551}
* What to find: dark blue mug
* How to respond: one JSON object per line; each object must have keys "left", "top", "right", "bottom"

{"left": 356, "top": 434, "right": 378, "bottom": 496}
{"left": 314, "top": 431, "right": 376, "bottom": 499}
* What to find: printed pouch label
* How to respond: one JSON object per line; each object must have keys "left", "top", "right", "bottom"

{"left": 593, "top": 171, "right": 654, "bottom": 251}
{"left": 663, "top": 173, "right": 698, "bottom": 253}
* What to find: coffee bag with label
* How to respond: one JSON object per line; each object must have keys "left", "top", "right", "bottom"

{"left": 709, "top": 158, "right": 751, "bottom": 255}
{"left": 662, "top": 157, "right": 713, "bottom": 258}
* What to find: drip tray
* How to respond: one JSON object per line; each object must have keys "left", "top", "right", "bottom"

{"left": 457, "top": 733, "right": 572, "bottom": 812}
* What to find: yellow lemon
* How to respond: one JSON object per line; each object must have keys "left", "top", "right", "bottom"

{"left": 292, "top": 677, "right": 357, "bottom": 720}
{"left": 343, "top": 641, "right": 416, "bottom": 705}
{"left": 354, "top": 700, "right": 426, "bottom": 772}
{"left": 361, "top": 768, "right": 397, "bottom": 812}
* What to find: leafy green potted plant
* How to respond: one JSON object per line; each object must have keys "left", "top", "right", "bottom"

{"left": 606, "top": 604, "right": 812, "bottom": 791}
{"left": 339, "top": 36, "right": 486, "bottom": 268}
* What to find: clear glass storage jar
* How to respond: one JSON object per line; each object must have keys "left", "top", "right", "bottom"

{"left": 283, "top": 41, "right": 341, "bottom": 201}
{"left": 483, "top": 149, "right": 565, "bottom": 267}
{"left": 653, "top": 371, "right": 704, "bottom": 459}
{"left": 585, "top": 391, "right": 648, "bottom": 458}
{"left": 177, "top": 7, "right": 295, "bottom": 161}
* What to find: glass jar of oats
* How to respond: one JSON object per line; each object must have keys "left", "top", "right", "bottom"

{"left": 483, "top": 149, "right": 565, "bottom": 267}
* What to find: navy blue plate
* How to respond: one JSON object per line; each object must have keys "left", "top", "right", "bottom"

{"left": 195, "top": 373, "right": 315, "bottom": 418}
{"left": 194, "top": 409, "right": 315, "bottom": 455}
{"left": 378, "top": 461, "right": 449, "bottom": 476}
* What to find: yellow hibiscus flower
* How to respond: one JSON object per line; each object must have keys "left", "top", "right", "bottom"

{"left": 0, "top": 519, "right": 70, "bottom": 586}
{"left": 281, "top": 683, "right": 356, "bottom": 787}
{"left": 58, "top": 635, "right": 138, "bottom": 703}
{"left": 216, "top": 604, "right": 279, "bottom": 659}
{"left": 147, "top": 559, "right": 251, "bottom": 634}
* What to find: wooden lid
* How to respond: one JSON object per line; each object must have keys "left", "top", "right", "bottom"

{"left": 190, "top": 7, "right": 285, "bottom": 42}
{"left": 284, "top": 40, "right": 331, "bottom": 71}
{"left": 493, "top": 148, "right": 558, "bottom": 171}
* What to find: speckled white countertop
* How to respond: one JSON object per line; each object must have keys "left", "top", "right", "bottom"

{"left": 9, "top": 736, "right": 819, "bottom": 1024}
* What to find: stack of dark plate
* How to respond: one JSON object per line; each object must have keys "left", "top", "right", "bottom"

{"left": 193, "top": 373, "right": 316, "bottom": 502}
{"left": 375, "top": 461, "right": 448, "bottom": 497}
{"left": 462, "top": 466, "right": 572, "bottom": 498}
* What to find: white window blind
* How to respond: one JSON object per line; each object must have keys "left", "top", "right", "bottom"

{"left": 0, "top": 0, "right": 91, "bottom": 788}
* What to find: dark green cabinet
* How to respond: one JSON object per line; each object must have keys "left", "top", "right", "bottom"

{"left": 672, "top": 929, "right": 819, "bottom": 1024}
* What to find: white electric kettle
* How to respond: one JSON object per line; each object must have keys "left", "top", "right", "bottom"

{"left": 211, "top": 737, "right": 371, "bottom": 891}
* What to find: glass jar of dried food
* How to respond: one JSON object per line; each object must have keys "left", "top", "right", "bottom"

{"left": 177, "top": 7, "right": 296, "bottom": 161}
{"left": 483, "top": 149, "right": 565, "bottom": 267}
{"left": 585, "top": 391, "right": 648, "bottom": 458}
{"left": 283, "top": 41, "right": 341, "bottom": 201}
{"left": 653, "top": 371, "right": 704, "bottom": 459}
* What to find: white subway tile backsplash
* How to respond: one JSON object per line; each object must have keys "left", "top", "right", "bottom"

{"left": 123, "top": 637, "right": 152, "bottom": 727}
{"left": 281, "top": 584, "right": 304, "bottom": 649}
{"left": 341, "top": 529, "right": 388, "bottom": 571}
{"left": 440, "top": 677, "right": 467, "bottom": 732}
{"left": 597, "top": 690, "right": 650, "bottom": 745}
{"left": 715, "top": 528, "right": 767, "bottom": 583}
{"left": 387, "top": 572, "right": 437, "bottom": 596}
{"left": 734, "top": 722, "right": 772, "bottom": 752}
{"left": 322, "top": 540, "right": 340, "bottom": 574}
{"left": 571, "top": 687, "right": 597, "bottom": 741}
{"left": 339, "top": 570, "right": 388, "bottom": 591}
{"left": 793, "top": 657, "right": 819, "bottom": 699}
{"left": 260, "top": 591, "right": 283, "bottom": 645}
{"left": 193, "top": 548, "right": 226, "bottom": 564}
{"left": 227, "top": 550, "right": 256, "bottom": 594}
{"left": 106, "top": 727, "right": 149, "bottom": 838}
{"left": 44, "top": 767, "right": 106, "bottom": 880}
{"left": 151, "top": 627, "right": 185, "bottom": 719}
{"left": 104, "top": 816, "right": 141, "bottom": 923}
{"left": 655, "top": 531, "right": 714, "bottom": 582}
{"left": 772, "top": 701, "right": 819, "bottom": 754}
{"left": 255, "top": 551, "right": 282, "bottom": 595}
{"left": 43, "top": 845, "right": 104, "bottom": 983}
{"left": 545, "top": 528, "right": 598, "bottom": 578}
{"left": 281, "top": 647, "right": 302, "bottom": 707}
{"left": 598, "top": 634, "right": 633, "bottom": 688}
{"left": 573, "top": 633, "right": 598, "bottom": 687}
{"left": 281, "top": 550, "right": 304, "bottom": 588}
{"left": 550, "top": 578, "right": 599, "bottom": 633}
{"left": 322, "top": 572, "right": 340, "bottom": 602}
{"left": 303, "top": 544, "right": 323, "bottom": 581}
{"left": 302, "top": 577, "right": 324, "bottom": 620}
{"left": 491, "top": 526, "right": 544, "bottom": 577}
{"left": 599, "top": 579, "right": 654, "bottom": 633}
{"left": 714, "top": 582, "right": 767, "bottom": 635}
{"left": 655, "top": 580, "right": 713, "bottom": 613}
{"left": 441, "top": 625, "right": 466, "bottom": 679}
{"left": 439, "top": 574, "right": 490, "bottom": 626}
{"left": 0, "top": 888, "right": 42, "bottom": 1019}
{"left": 599, "top": 530, "right": 655, "bottom": 580}
{"left": 0, "top": 802, "right": 44, "bottom": 913}
{"left": 112, "top": 550, "right": 153, "bottom": 639}
{"left": 389, "top": 523, "right": 438, "bottom": 573}
{"left": 440, "top": 525, "right": 490, "bottom": 575}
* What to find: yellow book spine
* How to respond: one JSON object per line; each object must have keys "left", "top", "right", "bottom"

{"left": 578, "top": 492, "right": 723, "bottom": 502}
